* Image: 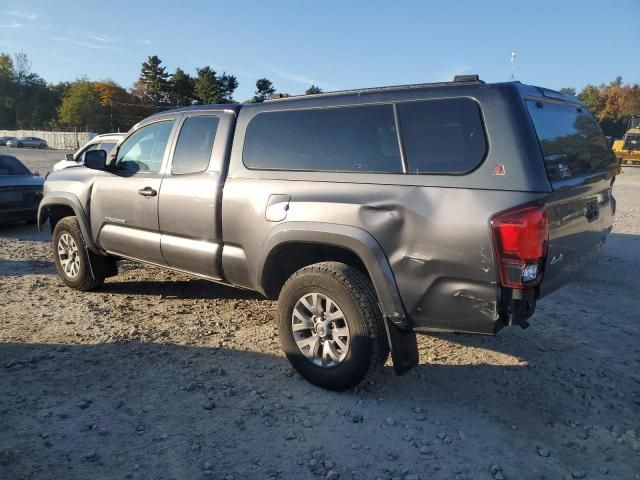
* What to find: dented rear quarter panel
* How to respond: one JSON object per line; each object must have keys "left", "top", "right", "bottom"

{"left": 222, "top": 179, "right": 544, "bottom": 333}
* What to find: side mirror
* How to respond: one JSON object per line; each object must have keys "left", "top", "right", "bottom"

{"left": 65, "top": 153, "right": 75, "bottom": 162}
{"left": 84, "top": 149, "right": 107, "bottom": 170}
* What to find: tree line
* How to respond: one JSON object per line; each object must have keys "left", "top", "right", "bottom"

{"left": 2, "top": 50, "right": 638, "bottom": 136}
{"left": 0, "top": 52, "right": 325, "bottom": 133}
{"left": 560, "top": 77, "right": 640, "bottom": 138}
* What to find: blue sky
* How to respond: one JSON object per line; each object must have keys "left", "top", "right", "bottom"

{"left": 0, "top": 0, "right": 638, "bottom": 101}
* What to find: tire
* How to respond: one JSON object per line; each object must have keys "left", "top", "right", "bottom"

{"left": 52, "top": 217, "right": 104, "bottom": 290}
{"left": 277, "top": 261, "right": 389, "bottom": 391}
{"left": 38, "top": 143, "right": 46, "bottom": 149}
{"left": 17, "top": 143, "right": 23, "bottom": 148}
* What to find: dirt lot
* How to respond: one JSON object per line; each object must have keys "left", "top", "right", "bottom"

{"left": 1, "top": 152, "right": 639, "bottom": 480}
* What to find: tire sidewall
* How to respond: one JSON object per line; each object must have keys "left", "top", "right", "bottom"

{"left": 52, "top": 219, "right": 90, "bottom": 289}
{"left": 278, "top": 271, "right": 376, "bottom": 391}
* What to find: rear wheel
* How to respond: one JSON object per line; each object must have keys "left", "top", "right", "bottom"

{"left": 38, "top": 143, "right": 46, "bottom": 149}
{"left": 277, "top": 261, "right": 389, "bottom": 391}
{"left": 52, "top": 217, "right": 105, "bottom": 290}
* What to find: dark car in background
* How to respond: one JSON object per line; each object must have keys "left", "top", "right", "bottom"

{"left": 0, "top": 154, "right": 44, "bottom": 224}
{"left": 0, "top": 136, "right": 17, "bottom": 146}
{"left": 6, "top": 137, "right": 48, "bottom": 149}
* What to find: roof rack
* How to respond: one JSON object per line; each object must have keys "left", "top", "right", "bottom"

{"left": 266, "top": 75, "right": 485, "bottom": 102}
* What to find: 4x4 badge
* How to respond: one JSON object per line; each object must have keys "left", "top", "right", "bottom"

{"left": 550, "top": 253, "right": 563, "bottom": 265}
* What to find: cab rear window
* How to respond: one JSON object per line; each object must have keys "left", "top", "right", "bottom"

{"left": 526, "top": 100, "right": 617, "bottom": 182}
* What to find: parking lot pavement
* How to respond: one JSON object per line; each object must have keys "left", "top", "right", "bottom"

{"left": 0, "top": 146, "right": 74, "bottom": 175}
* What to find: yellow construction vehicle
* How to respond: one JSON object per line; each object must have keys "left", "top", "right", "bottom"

{"left": 613, "top": 116, "right": 640, "bottom": 165}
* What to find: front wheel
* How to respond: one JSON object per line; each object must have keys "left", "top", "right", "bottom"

{"left": 277, "top": 262, "right": 389, "bottom": 391}
{"left": 17, "top": 143, "right": 23, "bottom": 148}
{"left": 52, "top": 217, "right": 104, "bottom": 290}
{"left": 38, "top": 143, "right": 46, "bottom": 149}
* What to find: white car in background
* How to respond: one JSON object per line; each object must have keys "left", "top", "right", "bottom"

{"left": 52, "top": 133, "right": 125, "bottom": 171}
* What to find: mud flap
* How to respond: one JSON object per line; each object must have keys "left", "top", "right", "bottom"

{"left": 88, "top": 250, "right": 118, "bottom": 279}
{"left": 385, "top": 317, "right": 419, "bottom": 375}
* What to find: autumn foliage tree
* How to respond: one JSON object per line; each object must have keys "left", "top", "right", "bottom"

{"left": 57, "top": 80, "right": 107, "bottom": 131}
{"left": 565, "top": 78, "right": 640, "bottom": 137}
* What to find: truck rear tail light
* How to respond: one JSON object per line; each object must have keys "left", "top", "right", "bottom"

{"left": 491, "top": 205, "right": 549, "bottom": 289}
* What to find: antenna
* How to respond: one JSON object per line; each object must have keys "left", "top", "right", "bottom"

{"left": 510, "top": 52, "right": 517, "bottom": 81}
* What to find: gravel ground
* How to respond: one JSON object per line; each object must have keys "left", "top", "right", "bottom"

{"left": 1, "top": 158, "right": 639, "bottom": 480}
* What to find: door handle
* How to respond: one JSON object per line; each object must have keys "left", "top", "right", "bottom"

{"left": 138, "top": 187, "right": 157, "bottom": 197}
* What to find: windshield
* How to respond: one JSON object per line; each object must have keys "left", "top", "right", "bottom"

{"left": 526, "top": 100, "right": 617, "bottom": 183}
{"left": 0, "top": 155, "right": 31, "bottom": 175}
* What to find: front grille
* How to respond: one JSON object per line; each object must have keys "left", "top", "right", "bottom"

{"left": 624, "top": 135, "right": 640, "bottom": 151}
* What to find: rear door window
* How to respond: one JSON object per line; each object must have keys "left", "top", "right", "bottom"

{"left": 243, "top": 105, "right": 402, "bottom": 173}
{"left": 171, "top": 116, "right": 219, "bottom": 174}
{"left": 526, "top": 100, "right": 617, "bottom": 182}
{"left": 398, "top": 98, "right": 487, "bottom": 174}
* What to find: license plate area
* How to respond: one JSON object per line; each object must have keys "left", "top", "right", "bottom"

{"left": 585, "top": 199, "right": 599, "bottom": 223}
{"left": 0, "top": 191, "right": 22, "bottom": 202}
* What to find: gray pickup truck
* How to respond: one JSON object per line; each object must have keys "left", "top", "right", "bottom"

{"left": 39, "top": 76, "right": 618, "bottom": 390}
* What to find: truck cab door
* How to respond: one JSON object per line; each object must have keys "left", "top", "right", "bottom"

{"left": 158, "top": 111, "right": 234, "bottom": 280}
{"left": 91, "top": 118, "right": 176, "bottom": 265}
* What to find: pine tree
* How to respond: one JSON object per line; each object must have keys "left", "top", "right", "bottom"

{"left": 253, "top": 78, "right": 275, "bottom": 103}
{"left": 194, "top": 66, "right": 221, "bottom": 104}
{"left": 219, "top": 73, "right": 238, "bottom": 103}
{"left": 306, "top": 85, "right": 323, "bottom": 95}
{"left": 139, "top": 55, "right": 169, "bottom": 106}
{"left": 169, "top": 68, "right": 194, "bottom": 106}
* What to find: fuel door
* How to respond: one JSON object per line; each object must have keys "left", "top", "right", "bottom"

{"left": 265, "top": 194, "right": 290, "bottom": 222}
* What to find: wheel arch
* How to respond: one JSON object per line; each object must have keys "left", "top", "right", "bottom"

{"left": 259, "top": 223, "right": 404, "bottom": 320}
{"left": 257, "top": 222, "right": 419, "bottom": 375}
{"left": 38, "top": 192, "right": 98, "bottom": 252}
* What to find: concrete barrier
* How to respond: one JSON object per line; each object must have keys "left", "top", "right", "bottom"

{"left": 0, "top": 130, "right": 97, "bottom": 150}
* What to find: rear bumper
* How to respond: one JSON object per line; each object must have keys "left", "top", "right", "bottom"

{"left": 0, "top": 203, "right": 38, "bottom": 223}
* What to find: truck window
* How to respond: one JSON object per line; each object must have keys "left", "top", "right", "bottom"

{"left": 398, "top": 98, "right": 487, "bottom": 174}
{"left": 77, "top": 143, "right": 100, "bottom": 162}
{"left": 243, "top": 105, "right": 402, "bottom": 173}
{"left": 526, "top": 100, "right": 617, "bottom": 183}
{"left": 172, "top": 116, "right": 220, "bottom": 175}
{"left": 115, "top": 120, "right": 174, "bottom": 173}
{"left": 97, "top": 142, "right": 117, "bottom": 155}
